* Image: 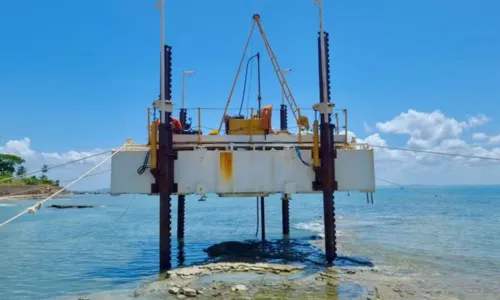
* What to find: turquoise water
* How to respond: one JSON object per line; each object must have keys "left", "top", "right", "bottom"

{"left": 0, "top": 187, "right": 499, "bottom": 299}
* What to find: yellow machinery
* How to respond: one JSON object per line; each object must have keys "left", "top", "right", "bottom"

{"left": 217, "top": 14, "right": 309, "bottom": 135}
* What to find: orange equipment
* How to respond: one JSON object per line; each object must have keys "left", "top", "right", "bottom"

{"left": 260, "top": 105, "right": 272, "bottom": 131}
{"left": 217, "top": 14, "right": 309, "bottom": 134}
{"left": 154, "top": 117, "right": 183, "bottom": 132}
{"left": 171, "top": 117, "right": 182, "bottom": 131}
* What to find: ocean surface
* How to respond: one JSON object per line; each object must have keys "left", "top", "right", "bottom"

{"left": 0, "top": 186, "right": 499, "bottom": 299}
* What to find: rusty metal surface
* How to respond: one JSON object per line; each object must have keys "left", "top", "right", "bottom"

{"left": 219, "top": 152, "right": 234, "bottom": 184}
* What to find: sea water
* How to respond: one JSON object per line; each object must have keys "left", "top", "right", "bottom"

{"left": 0, "top": 186, "right": 498, "bottom": 299}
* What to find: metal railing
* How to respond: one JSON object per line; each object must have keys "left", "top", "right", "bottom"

{"left": 145, "top": 106, "right": 350, "bottom": 146}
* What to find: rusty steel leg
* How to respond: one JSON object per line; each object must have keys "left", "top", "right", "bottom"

{"left": 317, "top": 29, "right": 337, "bottom": 264}
{"left": 158, "top": 113, "right": 173, "bottom": 272}
{"left": 320, "top": 123, "right": 336, "bottom": 264}
{"left": 177, "top": 240, "right": 185, "bottom": 266}
{"left": 260, "top": 196, "right": 266, "bottom": 241}
{"left": 177, "top": 195, "right": 185, "bottom": 241}
{"left": 281, "top": 193, "right": 290, "bottom": 238}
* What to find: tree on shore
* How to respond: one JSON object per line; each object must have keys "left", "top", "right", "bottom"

{"left": 16, "top": 166, "right": 27, "bottom": 177}
{"left": 0, "top": 154, "right": 25, "bottom": 175}
{"left": 0, "top": 153, "right": 57, "bottom": 186}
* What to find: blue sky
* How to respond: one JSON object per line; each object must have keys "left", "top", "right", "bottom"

{"left": 1, "top": 0, "right": 500, "bottom": 188}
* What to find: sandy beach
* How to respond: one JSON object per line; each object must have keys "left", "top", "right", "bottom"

{"left": 0, "top": 185, "right": 69, "bottom": 201}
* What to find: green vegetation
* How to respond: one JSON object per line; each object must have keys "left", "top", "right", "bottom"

{"left": 0, "top": 154, "right": 59, "bottom": 186}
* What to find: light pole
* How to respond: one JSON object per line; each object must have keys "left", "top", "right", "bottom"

{"left": 156, "top": 0, "right": 166, "bottom": 124}
{"left": 314, "top": 0, "right": 328, "bottom": 123}
{"left": 181, "top": 70, "right": 195, "bottom": 109}
{"left": 281, "top": 68, "right": 292, "bottom": 105}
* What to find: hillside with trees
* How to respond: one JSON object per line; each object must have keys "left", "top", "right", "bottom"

{"left": 0, "top": 153, "right": 64, "bottom": 198}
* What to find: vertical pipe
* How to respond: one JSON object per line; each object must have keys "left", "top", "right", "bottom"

{"left": 151, "top": 122, "right": 158, "bottom": 169}
{"left": 260, "top": 196, "right": 266, "bottom": 241}
{"left": 159, "top": 39, "right": 173, "bottom": 272}
{"left": 159, "top": 0, "right": 165, "bottom": 107}
{"left": 159, "top": 115, "right": 173, "bottom": 272}
{"left": 181, "top": 72, "right": 186, "bottom": 109}
{"left": 281, "top": 194, "right": 290, "bottom": 238}
{"left": 177, "top": 195, "right": 185, "bottom": 242}
{"left": 197, "top": 108, "right": 201, "bottom": 144}
{"left": 249, "top": 108, "right": 254, "bottom": 143}
{"left": 147, "top": 108, "right": 151, "bottom": 145}
{"left": 335, "top": 113, "right": 339, "bottom": 134}
{"left": 313, "top": 120, "right": 320, "bottom": 167}
{"left": 257, "top": 53, "right": 262, "bottom": 117}
{"left": 317, "top": 28, "right": 336, "bottom": 264}
{"left": 316, "top": 0, "right": 329, "bottom": 123}
{"left": 177, "top": 241, "right": 185, "bottom": 266}
{"left": 320, "top": 123, "right": 336, "bottom": 264}
{"left": 179, "top": 109, "right": 187, "bottom": 129}
{"left": 280, "top": 104, "right": 287, "bottom": 131}
{"left": 297, "top": 107, "right": 302, "bottom": 143}
{"left": 344, "top": 109, "right": 348, "bottom": 145}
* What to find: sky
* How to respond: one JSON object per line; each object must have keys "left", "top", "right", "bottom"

{"left": 1, "top": 0, "right": 500, "bottom": 190}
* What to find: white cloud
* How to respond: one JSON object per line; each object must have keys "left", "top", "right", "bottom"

{"left": 375, "top": 109, "right": 490, "bottom": 149}
{"left": 364, "top": 110, "right": 500, "bottom": 186}
{"left": 488, "top": 134, "right": 500, "bottom": 145}
{"left": 363, "top": 122, "right": 373, "bottom": 133}
{"left": 472, "top": 133, "right": 488, "bottom": 140}
{"left": 338, "top": 130, "right": 357, "bottom": 142}
{"left": 0, "top": 138, "right": 110, "bottom": 191}
{"left": 3, "top": 108, "right": 500, "bottom": 190}
{"left": 467, "top": 114, "right": 490, "bottom": 127}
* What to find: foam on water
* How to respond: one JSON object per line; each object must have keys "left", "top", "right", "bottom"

{"left": 294, "top": 219, "right": 346, "bottom": 238}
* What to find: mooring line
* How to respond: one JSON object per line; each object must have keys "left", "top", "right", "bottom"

{"left": 0, "top": 144, "right": 128, "bottom": 229}
{"left": 0, "top": 150, "right": 112, "bottom": 183}
{"left": 370, "top": 144, "right": 500, "bottom": 161}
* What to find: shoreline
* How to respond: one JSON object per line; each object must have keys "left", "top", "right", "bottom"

{"left": 0, "top": 185, "right": 70, "bottom": 201}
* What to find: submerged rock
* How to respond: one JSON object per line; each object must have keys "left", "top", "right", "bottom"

{"left": 47, "top": 204, "right": 97, "bottom": 209}
{"left": 204, "top": 241, "right": 257, "bottom": 257}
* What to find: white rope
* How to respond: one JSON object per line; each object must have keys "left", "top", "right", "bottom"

{"left": 0, "top": 144, "right": 127, "bottom": 229}
{"left": 0, "top": 150, "right": 111, "bottom": 183}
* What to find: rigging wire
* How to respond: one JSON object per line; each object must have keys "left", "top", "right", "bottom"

{"left": 0, "top": 169, "right": 111, "bottom": 200}
{"left": 369, "top": 144, "right": 500, "bottom": 161}
{"left": 76, "top": 194, "right": 137, "bottom": 240}
{"left": 255, "top": 196, "right": 259, "bottom": 237}
{"left": 0, "top": 143, "right": 128, "bottom": 229}
{"left": 59, "top": 169, "right": 110, "bottom": 184}
{"left": 376, "top": 177, "right": 452, "bottom": 199}
{"left": 0, "top": 150, "right": 112, "bottom": 183}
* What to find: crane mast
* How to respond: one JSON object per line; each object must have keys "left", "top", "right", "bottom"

{"left": 217, "top": 14, "right": 305, "bottom": 134}
{"left": 252, "top": 14, "right": 302, "bottom": 129}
